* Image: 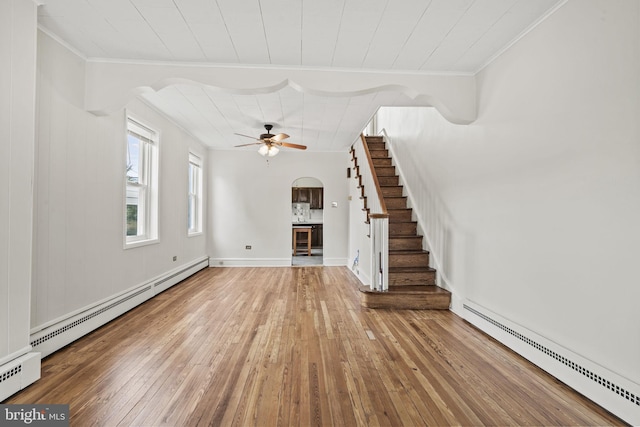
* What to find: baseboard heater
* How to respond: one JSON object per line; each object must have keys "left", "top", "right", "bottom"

{"left": 30, "top": 257, "right": 209, "bottom": 358}
{"left": 0, "top": 352, "right": 40, "bottom": 401}
{"left": 463, "top": 301, "right": 639, "bottom": 426}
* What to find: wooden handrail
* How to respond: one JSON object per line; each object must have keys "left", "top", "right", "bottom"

{"left": 359, "top": 134, "right": 388, "bottom": 216}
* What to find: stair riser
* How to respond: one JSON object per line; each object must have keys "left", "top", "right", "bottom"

{"left": 369, "top": 149, "right": 389, "bottom": 158}
{"left": 385, "top": 197, "right": 407, "bottom": 209}
{"left": 389, "top": 222, "right": 417, "bottom": 234}
{"left": 381, "top": 187, "right": 403, "bottom": 197}
{"left": 374, "top": 166, "right": 396, "bottom": 176}
{"left": 388, "top": 210, "right": 412, "bottom": 222}
{"left": 389, "top": 253, "right": 430, "bottom": 268}
{"left": 372, "top": 158, "right": 392, "bottom": 166}
{"left": 378, "top": 176, "right": 399, "bottom": 186}
{"left": 360, "top": 292, "right": 450, "bottom": 310}
{"left": 367, "top": 142, "right": 385, "bottom": 150}
{"left": 389, "top": 272, "right": 436, "bottom": 286}
{"left": 389, "top": 238, "right": 423, "bottom": 251}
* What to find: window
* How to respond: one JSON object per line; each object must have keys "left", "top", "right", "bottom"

{"left": 188, "top": 152, "right": 203, "bottom": 235}
{"left": 125, "top": 117, "right": 158, "bottom": 247}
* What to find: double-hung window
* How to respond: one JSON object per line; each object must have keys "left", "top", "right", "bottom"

{"left": 125, "top": 117, "right": 159, "bottom": 247}
{"left": 188, "top": 153, "right": 203, "bottom": 235}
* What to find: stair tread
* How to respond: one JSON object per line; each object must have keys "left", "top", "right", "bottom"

{"left": 389, "top": 235, "right": 423, "bottom": 239}
{"left": 389, "top": 249, "right": 429, "bottom": 254}
{"left": 359, "top": 284, "right": 448, "bottom": 294}
{"left": 389, "top": 266, "right": 436, "bottom": 273}
{"left": 387, "top": 285, "right": 449, "bottom": 293}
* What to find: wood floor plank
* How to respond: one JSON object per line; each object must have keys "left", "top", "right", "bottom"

{"left": 4, "top": 266, "right": 625, "bottom": 426}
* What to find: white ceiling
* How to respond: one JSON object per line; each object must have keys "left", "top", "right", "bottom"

{"left": 38, "top": 0, "right": 564, "bottom": 151}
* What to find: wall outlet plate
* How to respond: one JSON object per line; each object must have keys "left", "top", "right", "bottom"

{"left": 245, "top": 245, "right": 252, "bottom": 250}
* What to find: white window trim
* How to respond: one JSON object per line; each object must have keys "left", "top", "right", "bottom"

{"left": 124, "top": 115, "right": 160, "bottom": 249}
{"left": 188, "top": 152, "right": 203, "bottom": 237}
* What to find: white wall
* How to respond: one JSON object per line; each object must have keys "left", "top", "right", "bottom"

{"left": 376, "top": 0, "right": 639, "bottom": 421}
{"left": 208, "top": 150, "right": 350, "bottom": 266}
{"left": 31, "top": 31, "right": 208, "bottom": 329}
{"left": 0, "top": 0, "right": 40, "bottom": 400}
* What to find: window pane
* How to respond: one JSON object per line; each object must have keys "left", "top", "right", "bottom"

{"left": 188, "top": 163, "right": 195, "bottom": 193}
{"left": 126, "top": 186, "right": 147, "bottom": 237}
{"left": 127, "top": 134, "right": 141, "bottom": 184}
{"left": 126, "top": 186, "right": 140, "bottom": 236}
{"left": 188, "top": 195, "right": 196, "bottom": 231}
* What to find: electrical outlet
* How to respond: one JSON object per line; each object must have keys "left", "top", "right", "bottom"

{"left": 245, "top": 245, "right": 252, "bottom": 250}
{"left": 172, "top": 255, "right": 177, "bottom": 261}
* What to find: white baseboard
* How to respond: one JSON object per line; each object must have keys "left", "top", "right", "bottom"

{"left": 30, "top": 257, "right": 209, "bottom": 358}
{"left": 208, "top": 257, "right": 348, "bottom": 267}
{"left": 463, "top": 300, "right": 639, "bottom": 426}
{"left": 0, "top": 352, "right": 40, "bottom": 402}
{"left": 321, "top": 257, "right": 347, "bottom": 266}
{"left": 209, "top": 257, "right": 292, "bottom": 267}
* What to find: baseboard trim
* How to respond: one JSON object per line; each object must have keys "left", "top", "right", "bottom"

{"left": 0, "top": 352, "right": 40, "bottom": 402}
{"left": 463, "top": 300, "right": 639, "bottom": 425}
{"left": 321, "top": 257, "right": 347, "bottom": 266}
{"left": 30, "top": 257, "right": 209, "bottom": 358}
{"left": 209, "top": 258, "right": 292, "bottom": 267}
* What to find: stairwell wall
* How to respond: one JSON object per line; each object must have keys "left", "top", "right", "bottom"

{"left": 375, "top": 0, "right": 639, "bottom": 414}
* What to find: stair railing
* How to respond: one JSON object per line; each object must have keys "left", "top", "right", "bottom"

{"left": 353, "top": 134, "right": 389, "bottom": 291}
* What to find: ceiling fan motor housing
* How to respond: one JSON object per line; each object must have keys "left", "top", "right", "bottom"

{"left": 260, "top": 124, "right": 274, "bottom": 140}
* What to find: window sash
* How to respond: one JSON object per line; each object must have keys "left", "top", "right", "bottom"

{"left": 188, "top": 153, "right": 202, "bottom": 234}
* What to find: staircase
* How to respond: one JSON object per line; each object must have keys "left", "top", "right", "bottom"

{"left": 352, "top": 135, "right": 451, "bottom": 310}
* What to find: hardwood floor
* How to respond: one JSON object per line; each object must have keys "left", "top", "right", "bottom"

{"left": 6, "top": 267, "right": 623, "bottom": 426}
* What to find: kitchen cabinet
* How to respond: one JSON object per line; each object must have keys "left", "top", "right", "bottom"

{"left": 292, "top": 188, "right": 310, "bottom": 203}
{"left": 292, "top": 187, "right": 323, "bottom": 209}
{"left": 310, "top": 188, "right": 323, "bottom": 209}
{"left": 311, "top": 224, "right": 323, "bottom": 247}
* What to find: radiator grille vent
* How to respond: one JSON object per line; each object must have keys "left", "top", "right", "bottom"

{"left": 0, "top": 365, "right": 21, "bottom": 384}
{"left": 154, "top": 269, "right": 188, "bottom": 287}
{"left": 31, "top": 286, "right": 152, "bottom": 347}
{"left": 463, "top": 304, "right": 639, "bottom": 407}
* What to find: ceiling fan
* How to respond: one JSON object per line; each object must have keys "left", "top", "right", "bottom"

{"left": 234, "top": 124, "right": 307, "bottom": 157}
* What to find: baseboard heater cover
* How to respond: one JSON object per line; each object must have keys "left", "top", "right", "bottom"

{"left": 30, "top": 257, "right": 209, "bottom": 358}
{"left": 0, "top": 352, "right": 40, "bottom": 402}
{"left": 463, "top": 301, "right": 639, "bottom": 426}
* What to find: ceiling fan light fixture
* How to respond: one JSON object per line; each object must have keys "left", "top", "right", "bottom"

{"left": 258, "top": 144, "right": 279, "bottom": 157}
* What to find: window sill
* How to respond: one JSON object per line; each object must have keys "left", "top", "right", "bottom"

{"left": 188, "top": 231, "right": 203, "bottom": 238}
{"left": 124, "top": 237, "right": 159, "bottom": 250}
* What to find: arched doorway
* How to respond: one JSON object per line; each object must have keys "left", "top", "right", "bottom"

{"left": 291, "top": 177, "right": 323, "bottom": 266}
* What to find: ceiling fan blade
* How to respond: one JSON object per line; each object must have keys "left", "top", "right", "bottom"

{"left": 271, "top": 133, "right": 289, "bottom": 142}
{"left": 234, "top": 142, "right": 263, "bottom": 147}
{"left": 280, "top": 142, "right": 307, "bottom": 150}
{"left": 234, "top": 133, "right": 260, "bottom": 140}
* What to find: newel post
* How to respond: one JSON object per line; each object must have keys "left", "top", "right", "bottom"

{"left": 369, "top": 214, "right": 389, "bottom": 291}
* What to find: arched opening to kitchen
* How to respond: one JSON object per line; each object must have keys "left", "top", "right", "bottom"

{"left": 291, "top": 177, "right": 323, "bottom": 266}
